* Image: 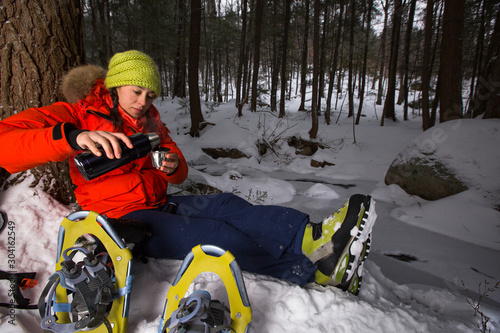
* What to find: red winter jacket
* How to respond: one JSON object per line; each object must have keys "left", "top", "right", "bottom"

{"left": 0, "top": 66, "right": 188, "bottom": 218}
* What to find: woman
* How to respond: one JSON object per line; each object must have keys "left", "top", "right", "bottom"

{"left": 0, "top": 50, "right": 376, "bottom": 293}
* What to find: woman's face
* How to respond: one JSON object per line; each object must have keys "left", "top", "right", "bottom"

{"left": 116, "top": 85, "right": 156, "bottom": 119}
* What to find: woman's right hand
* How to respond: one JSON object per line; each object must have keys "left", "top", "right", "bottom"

{"left": 76, "top": 131, "right": 133, "bottom": 159}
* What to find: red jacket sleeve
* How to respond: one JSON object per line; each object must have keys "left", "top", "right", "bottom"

{"left": 0, "top": 102, "right": 80, "bottom": 173}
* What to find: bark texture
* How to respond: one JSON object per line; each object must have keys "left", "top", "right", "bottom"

{"left": 0, "top": 0, "right": 83, "bottom": 204}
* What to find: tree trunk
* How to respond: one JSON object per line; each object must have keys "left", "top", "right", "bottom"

{"left": 298, "top": 0, "right": 310, "bottom": 112}
{"left": 216, "top": 48, "right": 223, "bottom": 103}
{"left": 89, "top": 0, "right": 107, "bottom": 66}
{"left": 356, "top": 0, "right": 374, "bottom": 125}
{"left": 236, "top": 0, "right": 248, "bottom": 116}
{"left": 97, "top": 0, "right": 111, "bottom": 64}
{"left": 428, "top": 2, "right": 444, "bottom": 126}
{"left": 104, "top": 0, "right": 113, "bottom": 58}
{"left": 422, "top": 0, "right": 435, "bottom": 131}
{"left": 309, "top": 0, "right": 320, "bottom": 139}
{"left": 279, "top": 0, "right": 291, "bottom": 118}
{"left": 347, "top": 0, "right": 356, "bottom": 118}
{"left": 438, "top": 0, "right": 465, "bottom": 122}
{"left": 381, "top": 0, "right": 402, "bottom": 125}
{"left": 326, "top": 0, "right": 345, "bottom": 125}
{"left": 242, "top": 0, "right": 254, "bottom": 114}
{"left": 317, "top": 5, "right": 329, "bottom": 113}
{"left": 466, "top": 0, "right": 486, "bottom": 116}
{"left": 482, "top": 54, "right": 500, "bottom": 118}
{"left": 207, "top": 0, "right": 222, "bottom": 104}
{"left": 470, "top": 5, "right": 500, "bottom": 119}
{"left": 188, "top": 0, "right": 205, "bottom": 136}
{"left": 376, "top": 1, "right": 389, "bottom": 106}
{"left": 270, "top": 0, "right": 281, "bottom": 112}
{"left": 0, "top": 0, "right": 83, "bottom": 205}
{"left": 225, "top": 45, "right": 230, "bottom": 101}
{"left": 174, "top": 0, "right": 188, "bottom": 98}
{"left": 250, "top": 0, "right": 264, "bottom": 112}
{"left": 400, "top": 0, "right": 417, "bottom": 121}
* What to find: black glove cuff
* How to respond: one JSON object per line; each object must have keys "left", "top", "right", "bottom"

{"left": 63, "top": 123, "right": 88, "bottom": 150}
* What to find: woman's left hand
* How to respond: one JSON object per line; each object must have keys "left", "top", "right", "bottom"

{"left": 160, "top": 153, "right": 179, "bottom": 174}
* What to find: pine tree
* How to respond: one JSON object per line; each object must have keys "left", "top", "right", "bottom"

{"left": 381, "top": 0, "right": 403, "bottom": 125}
{"left": 0, "top": 0, "right": 83, "bottom": 204}
{"left": 188, "top": 0, "right": 205, "bottom": 136}
{"left": 438, "top": 0, "right": 465, "bottom": 122}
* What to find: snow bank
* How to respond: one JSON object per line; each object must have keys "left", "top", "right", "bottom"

{"left": 1, "top": 95, "right": 499, "bottom": 332}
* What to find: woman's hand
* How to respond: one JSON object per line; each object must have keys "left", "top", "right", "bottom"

{"left": 159, "top": 153, "right": 179, "bottom": 174}
{"left": 76, "top": 131, "right": 133, "bottom": 159}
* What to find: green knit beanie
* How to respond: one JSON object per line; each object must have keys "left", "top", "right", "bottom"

{"left": 105, "top": 50, "right": 161, "bottom": 97}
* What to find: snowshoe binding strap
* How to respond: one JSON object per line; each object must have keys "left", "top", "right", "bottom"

{"left": 164, "top": 290, "right": 235, "bottom": 333}
{"left": 38, "top": 246, "right": 115, "bottom": 333}
{"left": 159, "top": 245, "right": 252, "bottom": 333}
{"left": 0, "top": 270, "right": 38, "bottom": 309}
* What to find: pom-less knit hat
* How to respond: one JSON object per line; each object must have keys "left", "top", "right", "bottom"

{"left": 104, "top": 50, "right": 161, "bottom": 97}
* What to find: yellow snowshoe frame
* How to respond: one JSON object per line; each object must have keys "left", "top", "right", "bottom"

{"left": 51, "top": 211, "right": 133, "bottom": 333}
{"left": 159, "top": 244, "right": 252, "bottom": 333}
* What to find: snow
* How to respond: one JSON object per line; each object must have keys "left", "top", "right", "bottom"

{"left": 1, "top": 89, "right": 500, "bottom": 332}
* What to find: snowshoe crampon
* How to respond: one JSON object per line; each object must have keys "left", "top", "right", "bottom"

{"left": 38, "top": 211, "right": 133, "bottom": 333}
{"left": 159, "top": 244, "right": 252, "bottom": 333}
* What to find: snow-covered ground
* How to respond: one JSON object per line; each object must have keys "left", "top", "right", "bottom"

{"left": 1, "top": 88, "right": 499, "bottom": 332}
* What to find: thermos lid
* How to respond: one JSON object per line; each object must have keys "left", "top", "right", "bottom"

{"left": 145, "top": 132, "right": 161, "bottom": 149}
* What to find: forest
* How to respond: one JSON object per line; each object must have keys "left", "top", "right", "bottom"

{"left": 78, "top": 0, "right": 500, "bottom": 136}
{"left": 1, "top": 0, "right": 500, "bottom": 203}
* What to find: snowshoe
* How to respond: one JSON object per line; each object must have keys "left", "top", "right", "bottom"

{"left": 38, "top": 211, "right": 133, "bottom": 333}
{"left": 312, "top": 194, "right": 377, "bottom": 290}
{"left": 159, "top": 244, "right": 252, "bottom": 333}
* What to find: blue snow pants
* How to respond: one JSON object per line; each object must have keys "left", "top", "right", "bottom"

{"left": 123, "top": 193, "right": 317, "bottom": 286}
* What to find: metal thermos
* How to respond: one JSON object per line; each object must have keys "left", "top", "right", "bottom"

{"left": 74, "top": 132, "right": 161, "bottom": 181}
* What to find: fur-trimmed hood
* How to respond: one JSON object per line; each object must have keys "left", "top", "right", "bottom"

{"left": 61, "top": 65, "right": 107, "bottom": 103}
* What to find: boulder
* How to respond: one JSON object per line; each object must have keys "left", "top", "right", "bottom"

{"left": 310, "top": 159, "right": 335, "bottom": 168}
{"left": 385, "top": 156, "right": 467, "bottom": 201}
{"left": 201, "top": 147, "right": 249, "bottom": 159}
{"left": 287, "top": 136, "right": 327, "bottom": 156}
{"left": 385, "top": 119, "right": 500, "bottom": 202}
